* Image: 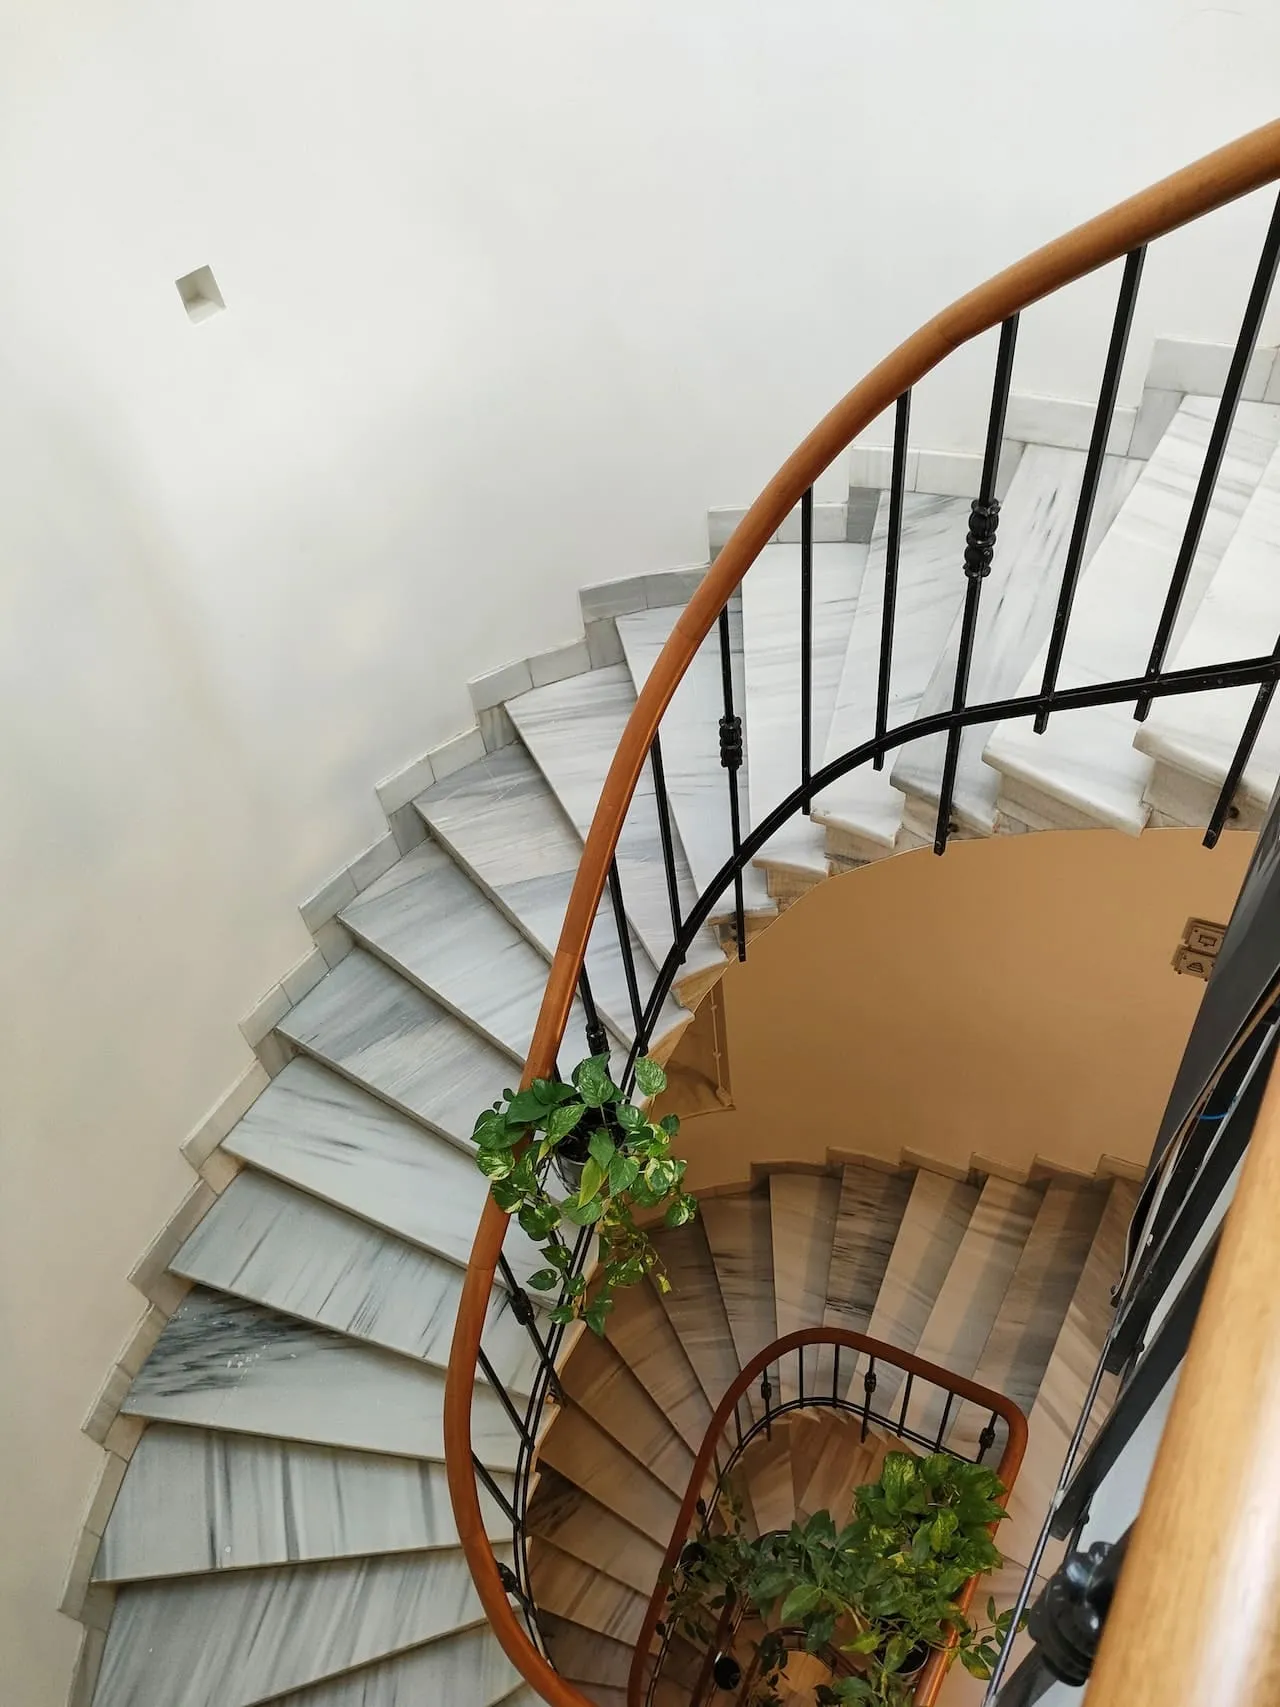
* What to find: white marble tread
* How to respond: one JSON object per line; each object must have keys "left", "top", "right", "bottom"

{"left": 699, "top": 1192, "right": 778, "bottom": 1407}
{"left": 120, "top": 1288, "right": 521, "bottom": 1468}
{"left": 94, "top": 1424, "right": 513, "bottom": 1583}
{"left": 946, "top": 1179, "right": 1106, "bottom": 1460}
{"left": 647, "top": 1219, "right": 742, "bottom": 1412}
{"left": 1003, "top": 1177, "right": 1136, "bottom": 1570}
{"left": 616, "top": 601, "right": 773, "bottom": 922}
{"left": 340, "top": 836, "right": 599, "bottom": 1067}
{"left": 1135, "top": 439, "right": 1280, "bottom": 821}
{"left": 534, "top": 1402, "right": 682, "bottom": 1543}
{"left": 984, "top": 396, "right": 1280, "bottom": 834}
{"left": 531, "top": 1541, "right": 650, "bottom": 1647}
{"left": 559, "top": 1332, "right": 696, "bottom": 1497}
{"left": 277, "top": 946, "right": 514, "bottom": 1154}
{"left": 907, "top": 1177, "right": 1044, "bottom": 1442}
{"left": 823, "top": 1164, "right": 916, "bottom": 1394}
{"left": 91, "top": 1546, "right": 506, "bottom": 1707}
{"left": 603, "top": 1276, "right": 713, "bottom": 1453}
{"left": 221, "top": 1058, "right": 546, "bottom": 1289}
{"left": 415, "top": 742, "right": 689, "bottom": 1054}
{"left": 527, "top": 1467, "right": 666, "bottom": 1597}
{"left": 811, "top": 494, "right": 971, "bottom": 851}
{"left": 505, "top": 664, "right": 725, "bottom": 983}
{"left": 738, "top": 1420, "right": 796, "bottom": 1534}
{"left": 173, "top": 1170, "right": 542, "bottom": 1394}
{"left": 768, "top": 1172, "right": 840, "bottom": 1403}
{"left": 891, "top": 446, "right": 1142, "bottom": 836}
{"left": 863, "top": 1170, "right": 980, "bottom": 1414}
{"left": 539, "top": 1613, "right": 634, "bottom": 1691}
{"left": 741, "top": 541, "right": 869, "bottom": 878}
{"left": 254, "top": 1626, "right": 522, "bottom": 1707}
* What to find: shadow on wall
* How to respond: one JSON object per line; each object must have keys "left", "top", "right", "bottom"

{"left": 661, "top": 827, "right": 1256, "bottom": 1190}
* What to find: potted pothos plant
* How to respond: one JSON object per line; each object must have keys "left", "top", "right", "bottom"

{"left": 471, "top": 1052, "right": 697, "bottom": 1336}
{"left": 663, "top": 1452, "right": 1022, "bottom": 1706}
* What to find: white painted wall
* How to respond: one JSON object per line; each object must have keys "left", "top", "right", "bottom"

{"left": 2, "top": 1, "right": 1280, "bottom": 1700}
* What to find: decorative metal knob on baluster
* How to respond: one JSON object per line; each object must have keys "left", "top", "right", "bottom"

{"left": 963, "top": 496, "right": 1001, "bottom": 580}
{"left": 718, "top": 712, "right": 743, "bottom": 771}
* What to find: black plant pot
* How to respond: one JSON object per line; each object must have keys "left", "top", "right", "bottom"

{"left": 711, "top": 1653, "right": 742, "bottom": 1690}
{"left": 552, "top": 1127, "right": 591, "bottom": 1195}
{"left": 896, "top": 1640, "right": 931, "bottom": 1681}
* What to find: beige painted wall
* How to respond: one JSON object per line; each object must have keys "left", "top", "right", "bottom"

{"left": 676, "top": 828, "right": 1255, "bottom": 1192}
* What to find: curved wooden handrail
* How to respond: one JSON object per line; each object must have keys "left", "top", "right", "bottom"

{"left": 628, "top": 1328, "right": 1029, "bottom": 1707}
{"left": 1086, "top": 1054, "right": 1280, "bottom": 1703}
{"left": 445, "top": 118, "right": 1280, "bottom": 1707}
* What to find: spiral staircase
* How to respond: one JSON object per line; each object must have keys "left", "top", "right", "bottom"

{"left": 63, "top": 123, "right": 1280, "bottom": 1707}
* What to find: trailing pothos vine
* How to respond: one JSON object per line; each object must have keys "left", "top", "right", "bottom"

{"left": 472, "top": 1052, "right": 697, "bottom": 1335}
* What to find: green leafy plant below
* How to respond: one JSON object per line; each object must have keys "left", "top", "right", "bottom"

{"left": 471, "top": 1052, "right": 696, "bottom": 1335}
{"left": 665, "top": 1452, "right": 1023, "bottom": 1706}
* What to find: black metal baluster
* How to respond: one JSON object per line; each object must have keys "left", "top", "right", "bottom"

{"left": 717, "top": 607, "right": 748, "bottom": 960}
{"left": 934, "top": 1390, "right": 956, "bottom": 1451}
{"left": 1204, "top": 672, "right": 1280, "bottom": 847}
{"left": 1137, "top": 188, "right": 1280, "bottom": 719}
{"left": 832, "top": 1344, "right": 841, "bottom": 1402}
{"left": 800, "top": 486, "right": 814, "bottom": 808}
{"left": 874, "top": 391, "right": 912, "bottom": 770}
{"left": 576, "top": 966, "right": 609, "bottom": 1061}
{"left": 477, "top": 1346, "right": 537, "bottom": 1452}
{"left": 860, "top": 1359, "right": 876, "bottom": 1442}
{"left": 605, "top": 858, "right": 646, "bottom": 1045}
{"left": 761, "top": 1368, "right": 773, "bottom": 1441}
{"left": 797, "top": 1345, "right": 805, "bottom": 1407}
{"left": 934, "top": 315, "right": 1019, "bottom": 854}
{"left": 473, "top": 1453, "right": 519, "bottom": 1526}
{"left": 496, "top": 1252, "right": 565, "bottom": 1403}
{"left": 649, "top": 731, "right": 684, "bottom": 948}
{"left": 976, "top": 1414, "right": 998, "bottom": 1465}
{"left": 1035, "top": 247, "right": 1146, "bottom": 733}
{"left": 896, "top": 1372, "right": 914, "bottom": 1436}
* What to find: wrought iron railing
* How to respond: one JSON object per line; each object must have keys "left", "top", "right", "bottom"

{"left": 442, "top": 119, "right": 1280, "bottom": 1707}
{"left": 636, "top": 1329, "right": 1028, "bottom": 1707}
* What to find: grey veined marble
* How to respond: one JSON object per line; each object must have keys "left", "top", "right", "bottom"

{"left": 341, "top": 836, "right": 598, "bottom": 1065}
{"left": 94, "top": 1425, "right": 513, "bottom": 1582}
{"left": 92, "top": 1545, "right": 508, "bottom": 1707}
{"left": 121, "top": 1288, "right": 522, "bottom": 1467}
{"left": 173, "top": 1170, "right": 542, "bottom": 1394}
{"left": 416, "top": 742, "right": 689, "bottom": 1052}
{"left": 260, "top": 1625, "right": 522, "bottom": 1707}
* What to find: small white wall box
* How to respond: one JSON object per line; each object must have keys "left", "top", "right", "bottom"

{"left": 176, "top": 265, "right": 226, "bottom": 323}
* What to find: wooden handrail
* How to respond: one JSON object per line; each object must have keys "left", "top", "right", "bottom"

{"left": 1086, "top": 1055, "right": 1280, "bottom": 1703}
{"left": 628, "top": 1327, "right": 1029, "bottom": 1707}
{"left": 444, "top": 118, "right": 1280, "bottom": 1707}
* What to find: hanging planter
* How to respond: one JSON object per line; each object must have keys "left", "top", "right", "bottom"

{"left": 471, "top": 1052, "right": 698, "bottom": 1335}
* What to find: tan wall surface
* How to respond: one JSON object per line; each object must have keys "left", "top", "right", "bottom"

{"left": 676, "top": 828, "right": 1255, "bottom": 1192}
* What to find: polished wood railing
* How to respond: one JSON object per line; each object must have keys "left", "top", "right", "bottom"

{"left": 445, "top": 118, "right": 1280, "bottom": 1707}
{"left": 631, "top": 1328, "right": 1028, "bottom": 1707}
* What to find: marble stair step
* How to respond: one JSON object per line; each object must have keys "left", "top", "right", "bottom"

{"left": 415, "top": 743, "right": 689, "bottom": 1056}
{"left": 983, "top": 395, "right": 1280, "bottom": 834}
{"left": 892, "top": 445, "right": 1142, "bottom": 838}
{"left": 541, "top": 1615, "right": 634, "bottom": 1691}
{"left": 699, "top": 1191, "right": 778, "bottom": 1415}
{"left": 738, "top": 1420, "right": 795, "bottom": 1534}
{"left": 120, "top": 1288, "right": 523, "bottom": 1468}
{"left": 602, "top": 1276, "right": 714, "bottom": 1453}
{"left": 233, "top": 1626, "right": 523, "bottom": 1707}
{"left": 647, "top": 1219, "right": 742, "bottom": 1412}
{"left": 616, "top": 600, "right": 773, "bottom": 924}
{"left": 340, "top": 837, "right": 599, "bottom": 1066}
{"left": 946, "top": 1178, "right": 1107, "bottom": 1461}
{"left": 91, "top": 1547, "right": 505, "bottom": 1707}
{"left": 863, "top": 1169, "right": 981, "bottom": 1415}
{"left": 277, "top": 947, "right": 513, "bottom": 1154}
{"left": 795, "top": 1416, "right": 896, "bottom": 1525}
{"left": 741, "top": 541, "right": 868, "bottom": 886}
{"left": 768, "top": 1172, "right": 840, "bottom": 1403}
{"left": 220, "top": 1058, "right": 547, "bottom": 1290}
{"left": 505, "top": 663, "right": 726, "bottom": 995}
{"left": 1135, "top": 440, "right": 1280, "bottom": 827}
{"left": 906, "top": 1177, "right": 1044, "bottom": 1442}
{"left": 94, "top": 1424, "right": 513, "bottom": 1583}
{"left": 530, "top": 1540, "right": 650, "bottom": 1646}
{"left": 173, "top": 1170, "right": 542, "bottom": 1394}
{"left": 811, "top": 493, "right": 970, "bottom": 860}
{"left": 559, "top": 1333, "right": 696, "bottom": 1497}
{"left": 527, "top": 1468, "right": 666, "bottom": 1597}
{"left": 1002, "top": 1177, "right": 1137, "bottom": 1573}
{"left": 535, "top": 1403, "right": 682, "bottom": 1545}
{"left": 822, "top": 1163, "right": 915, "bottom": 1397}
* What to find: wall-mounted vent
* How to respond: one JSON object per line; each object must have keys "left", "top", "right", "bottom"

{"left": 176, "top": 265, "right": 225, "bottom": 324}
